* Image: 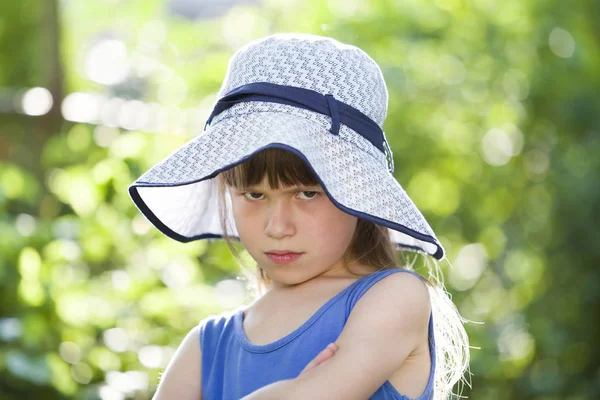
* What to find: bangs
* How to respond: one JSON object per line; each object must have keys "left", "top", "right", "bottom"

{"left": 221, "top": 148, "right": 320, "bottom": 190}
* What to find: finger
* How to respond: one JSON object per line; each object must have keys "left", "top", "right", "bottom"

{"left": 313, "top": 348, "right": 334, "bottom": 365}
{"left": 300, "top": 343, "right": 339, "bottom": 374}
{"left": 318, "top": 343, "right": 338, "bottom": 359}
{"left": 302, "top": 351, "right": 328, "bottom": 372}
{"left": 300, "top": 351, "right": 329, "bottom": 374}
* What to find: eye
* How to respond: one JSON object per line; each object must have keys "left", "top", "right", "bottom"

{"left": 244, "top": 192, "right": 264, "bottom": 200}
{"left": 298, "top": 191, "right": 319, "bottom": 200}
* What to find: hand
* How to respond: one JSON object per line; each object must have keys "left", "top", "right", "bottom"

{"left": 299, "top": 342, "right": 339, "bottom": 375}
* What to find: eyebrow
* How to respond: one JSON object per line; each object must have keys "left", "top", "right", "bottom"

{"left": 242, "top": 185, "right": 319, "bottom": 193}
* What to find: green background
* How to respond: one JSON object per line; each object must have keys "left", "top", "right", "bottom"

{"left": 0, "top": 0, "right": 598, "bottom": 398}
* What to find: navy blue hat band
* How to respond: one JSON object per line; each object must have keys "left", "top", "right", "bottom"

{"left": 204, "top": 82, "right": 387, "bottom": 156}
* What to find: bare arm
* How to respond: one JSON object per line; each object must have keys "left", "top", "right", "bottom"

{"left": 241, "top": 273, "right": 431, "bottom": 400}
{"left": 152, "top": 324, "right": 203, "bottom": 400}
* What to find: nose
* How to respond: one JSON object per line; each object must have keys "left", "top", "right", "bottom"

{"left": 264, "top": 199, "right": 296, "bottom": 239}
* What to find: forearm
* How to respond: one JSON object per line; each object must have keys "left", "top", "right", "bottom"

{"left": 240, "top": 379, "right": 298, "bottom": 400}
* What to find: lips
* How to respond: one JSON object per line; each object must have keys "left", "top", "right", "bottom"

{"left": 265, "top": 252, "right": 303, "bottom": 264}
{"left": 265, "top": 250, "right": 301, "bottom": 255}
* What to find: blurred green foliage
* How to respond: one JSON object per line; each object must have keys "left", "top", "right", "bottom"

{"left": 1, "top": 0, "right": 599, "bottom": 399}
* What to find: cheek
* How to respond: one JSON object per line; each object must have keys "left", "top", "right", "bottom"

{"left": 308, "top": 206, "right": 357, "bottom": 247}
{"left": 231, "top": 200, "right": 257, "bottom": 235}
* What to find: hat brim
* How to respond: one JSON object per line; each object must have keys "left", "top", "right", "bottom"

{"left": 129, "top": 110, "right": 445, "bottom": 260}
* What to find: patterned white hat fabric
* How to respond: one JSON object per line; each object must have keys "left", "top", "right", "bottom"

{"left": 128, "top": 33, "right": 445, "bottom": 260}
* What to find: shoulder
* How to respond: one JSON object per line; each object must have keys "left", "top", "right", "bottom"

{"left": 181, "top": 322, "right": 204, "bottom": 359}
{"left": 344, "top": 270, "right": 432, "bottom": 354}
{"left": 172, "top": 323, "right": 203, "bottom": 361}
{"left": 363, "top": 270, "right": 431, "bottom": 306}
{"left": 199, "top": 307, "right": 243, "bottom": 346}
{"left": 354, "top": 270, "right": 431, "bottom": 320}
{"left": 153, "top": 323, "right": 203, "bottom": 400}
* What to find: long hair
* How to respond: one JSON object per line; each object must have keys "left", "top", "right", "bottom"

{"left": 216, "top": 148, "right": 472, "bottom": 399}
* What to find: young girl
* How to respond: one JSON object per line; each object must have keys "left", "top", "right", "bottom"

{"left": 129, "top": 33, "right": 470, "bottom": 400}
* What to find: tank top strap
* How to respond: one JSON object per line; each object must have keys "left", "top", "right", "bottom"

{"left": 345, "top": 269, "right": 428, "bottom": 315}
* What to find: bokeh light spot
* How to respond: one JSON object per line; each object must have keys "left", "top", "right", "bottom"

{"left": 71, "top": 362, "right": 93, "bottom": 384}
{"left": 15, "top": 213, "right": 37, "bottom": 237}
{"left": 549, "top": 27, "right": 575, "bottom": 58}
{"left": 215, "top": 279, "right": 246, "bottom": 308}
{"left": 85, "top": 39, "right": 130, "bottom": 85}
{"left": 449, "top": 243, "right": 488, "bottom": 291}
{"left": 59, "top": 341, "right": 82, "bottom": 364}
{"left": 103, "top": 328, "right": 129, "bottom": 353}
{"left": 22, "top": 87, "right": 53, "bottom": 116}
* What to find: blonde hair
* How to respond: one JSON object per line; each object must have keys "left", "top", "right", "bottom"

{"left": 216, "top": 148, "right": 472, "bottom": 399}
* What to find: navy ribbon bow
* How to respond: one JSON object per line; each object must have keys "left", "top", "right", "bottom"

{"left": 204, "top": 82, "right": 394, "bottom": 173}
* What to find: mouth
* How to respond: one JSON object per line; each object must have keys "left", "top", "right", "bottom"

{"left": 265, "top": 250, "right": 302, "bottom": 255}
{"left": 264, "top": 252, "right": 303, "bottom": 264}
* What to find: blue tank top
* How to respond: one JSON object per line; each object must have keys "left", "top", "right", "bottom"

{"left": 199, "top": 269, "right": 436, "bottom": 399}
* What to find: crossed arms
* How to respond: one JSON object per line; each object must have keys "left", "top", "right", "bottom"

{"left": 152, "top": 272, "right": 431, "bottom": 400}
{"left": 241, "top": 272, "right": 431, "bottom": 400}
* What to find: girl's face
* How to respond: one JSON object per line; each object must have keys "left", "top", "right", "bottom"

{"left": 229, "top": 175, "right": 358, "bottom": 289}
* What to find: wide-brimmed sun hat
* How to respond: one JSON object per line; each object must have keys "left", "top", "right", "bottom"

{"left": 128, "top": 33, "right": 445, "bottom": 260}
